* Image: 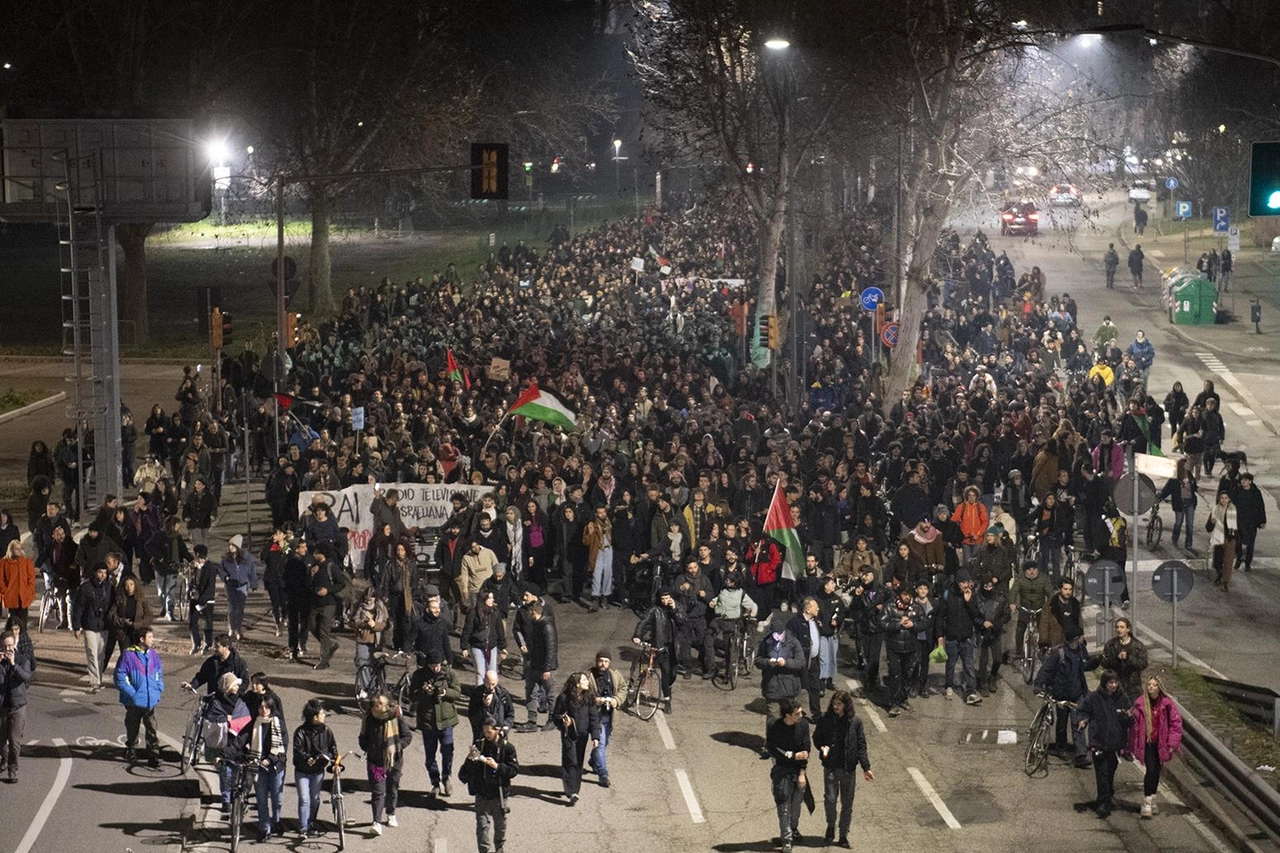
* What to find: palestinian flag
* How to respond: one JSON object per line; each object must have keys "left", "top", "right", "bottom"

{"left": 763, "top": 482, "right": 802, "bottom": 581}
{"left": 446, "top": 349, "right": 470, "bottom": 390}
{"left": 227, "top": 706, "right": 252, "bottom": 737}
{"left": 508, "top": 382, "right": 577, "bottom": 431}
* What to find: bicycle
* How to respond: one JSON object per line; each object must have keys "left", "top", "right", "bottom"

{"left": 353, "top": 650, "right": 413, "bottom": 716}
{"left": 712, "top": 616, "right": 757, "bottom": 690}
{"left": 1145, "top": 502, "right": 1163, "bottom": 550}
{"left": 324, "top": 750, "right": 362, "bottom": 851}
{"left": 1015, "top": 606, "right": 1045, "bottom": 685}
{"left": 1024, "top": 693, "right": 1077, "bottom": 777}
{"left": 180, "top": 685, "right": 213, "bottom": 774}
{"left": 1062, "top": 544, "right": 1078, "bottom": 589}
{"left": 623, "top": 642, "right": 664, "bottom": 721}
{"left": 225, "top": 758, "right": 257, "bottom": 853}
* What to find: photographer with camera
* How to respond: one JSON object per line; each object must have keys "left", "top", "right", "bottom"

{"left": 459, "top": 716, "right": 519, "bottom": 853}
{"left": 410, "top": 646, "right": 462, "bottom": 799}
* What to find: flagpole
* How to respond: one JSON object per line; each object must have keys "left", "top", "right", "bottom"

{"left": 481, "top": 411, "right": 510, "bottom": 458}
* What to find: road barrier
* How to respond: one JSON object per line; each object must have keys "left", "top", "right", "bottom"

{"left": 1202, "top": 675, "right": 1280, "bottom": 739}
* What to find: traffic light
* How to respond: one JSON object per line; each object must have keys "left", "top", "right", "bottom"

{"left": 284, "top": 312, "right": 299, "bottom": 347}
{"left": 221, "top": 311, "right": 232, "bottom": 346}
{"left": 523, "top": 161, "right": 533, "bottom": 173}
{"left": 767, "top": 315, "right": 779, "bottom": 349}
{"left": 210, "top": 307, "right": 223, "bottom": 349}
{"left": 1248, "top": 141, "right": 1280, "bottom": 216}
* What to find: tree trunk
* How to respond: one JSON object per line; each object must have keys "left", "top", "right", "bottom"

{"left": 306, "top": 189, "right": 337, "bottom": 317}
{"left": 883, "top": 197, "right": 950, "bottom": 408}
{"left": 756, "top": 204, "right": 787, "bottom": 316}
{"left": 115, "top": 223, "right": 154, "bottom": 345}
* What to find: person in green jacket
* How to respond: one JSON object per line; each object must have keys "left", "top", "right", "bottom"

{"left": 410, "top": 647, "right": 461, "bottom": 799}
{"left": 1007, "top": 560, "right": 1054, "bottom": 653}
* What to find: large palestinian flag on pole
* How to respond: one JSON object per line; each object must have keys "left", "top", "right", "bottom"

{"left": 764, "top": 482, "right": 802, "bottom": 581}
{"left": 508, "top": 382, "right": 578, "bottom": 431}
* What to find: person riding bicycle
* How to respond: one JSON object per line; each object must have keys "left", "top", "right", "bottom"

{"left": 1033, "top": 623, "right": 1096, "bottom": 768}
{"left": 1007, "top": 561, "right": 1052, "bottom": 655}
{"left": 632, "top": 589, "right": 682, "bottom": 714}
{"left": 702, "top": 571, "right": 758, "bottom": 680}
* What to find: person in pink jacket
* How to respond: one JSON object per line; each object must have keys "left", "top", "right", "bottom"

{"left": 1129, "top": 675, "right": 1183, "bottom": 818}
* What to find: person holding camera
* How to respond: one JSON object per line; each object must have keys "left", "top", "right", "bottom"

{"left": 0, "top": 630, "right": 32, "bottom": 783}
{"left": 468, "top": 669, "right": 516, "bottom": 741}
{"left": 766, "top": 696, "right": 811, "bottom": 853}
{"left": 410, "top": 647, "right": 462, "bottom": 798}
{"left": 588, "top": 650, "right": 626, "bottom": 787}
{"left": 459, "top": 716, "right": 519, "bottom": 853}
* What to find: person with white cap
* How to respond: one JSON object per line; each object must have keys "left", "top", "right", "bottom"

{"left": 219, "top": 534, "right": 258, "bottom": 641}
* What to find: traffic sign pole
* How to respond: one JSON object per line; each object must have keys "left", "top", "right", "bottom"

{"left": 1131, "top": 445, "right": 1139, "bottom": 633}
{"left": 1172, "top": 569, "right": 1178, "bottom": 669}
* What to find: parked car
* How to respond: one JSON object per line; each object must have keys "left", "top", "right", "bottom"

{"left": 1000, "top": 201, "right": 1040, "bottom": 236}
{"left": 1128, "top": 180, "right": 1152, "bottom": 202}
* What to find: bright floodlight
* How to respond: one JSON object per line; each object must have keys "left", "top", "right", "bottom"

{"left": 205, "top": 138, "right": 231, "bottom": 165}
{"left": 1012, "top": 20, "right": 1028, "bottom": 30}
{"left": 1079, "top": 34, "right": 1102, "bottom": 46}
{"left": 765, "top": 38, "right": 790, "bottom": 50}
{"left": 1268, "top": 191, "right": 1280, "bottom": 210}
{"left": 613, "top": 139, "right": 622, "bottom": 152}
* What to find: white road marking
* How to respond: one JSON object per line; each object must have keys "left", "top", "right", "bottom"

{"left": 674, "top": 769, "right": 706, "bottom": 823}
{"left": 1228, "top": 402, "right": 1253, "bottom": 417}
{"left": 654, "top": 708, "right": 677, "bottom": 750}
{"left": 907, "top": 766, "right": 962, "bottom": 829}
{"left": 1248, "top": 420, "right": 1264, "bottom": 427}
{"left": 996, "top": 730, "right": 1018, "bottom": 745}
{"left": 1126, "top": 614, "right": 1225, "bottom": 679}
{"left": 14, "top": 737, "right": 71, "bottom": 853}
{"left": 845, "top": 679, "right": 888, "bottom": 732}
{"left": 435, "top": 839, "right": 448, "bottom": 853}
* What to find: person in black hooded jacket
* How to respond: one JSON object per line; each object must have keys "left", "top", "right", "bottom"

{"left": 292, "top": 698, "right": 338, "bottom": 839}
{"left": 631, "top": 589, "right": 682, "bottom": 715}
{"left": 813, "top": 689, "right": 873, "bottom": 848}
{"left": 1076, "top": 670, "right": 1134, "bottom": 818}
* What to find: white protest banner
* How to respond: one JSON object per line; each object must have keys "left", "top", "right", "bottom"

{"left": 297, "top": 483, "right": 487, "bottom": 569}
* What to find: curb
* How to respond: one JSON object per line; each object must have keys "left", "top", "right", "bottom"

{"left": 0, "top": 391, "right": 66, "bottom": 425}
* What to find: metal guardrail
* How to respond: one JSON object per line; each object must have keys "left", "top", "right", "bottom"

{"left": 1177, "top": 698, "right": 1280, "bottom": 847}
{"left": 1203, "top": 675, "right": 1280, "bottom": 739}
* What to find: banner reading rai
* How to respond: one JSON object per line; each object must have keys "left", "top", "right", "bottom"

{"left": 297, "top": 483, "right": 487, "bottom": 569}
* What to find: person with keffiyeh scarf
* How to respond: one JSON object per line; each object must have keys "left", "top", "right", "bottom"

{"left": 358, "top": 691, "right": 413, "bottom": 834}
{"left": 227, "top": 693, "right": 288, "bottom": 842}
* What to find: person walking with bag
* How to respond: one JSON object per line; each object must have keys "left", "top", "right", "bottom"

{"left": 1129, "top": 675, "right": 1183, "bottom": 818}
{"left": 115, "top": 626, "right": 164, "bottom": 767}
{"left": 358, "top": 691, "right": 412, "bottom": 835}
{"left": 812, "top": 690, "right": 873, "bottom": 849}
{"left": 766, "top": 696, "right": 811, "bottom": 853}
{"left": 1208, "top": 490, "right": 1238, "bottom": 592}
{"left": 459, "top": 716, "right": 519, "bottom": 853}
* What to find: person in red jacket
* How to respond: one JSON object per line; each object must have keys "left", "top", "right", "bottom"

{"left": 748, "top": 530, "right": 783, "bottom": 620}
{"left": 1128, "top": 675, "right": 1183, "bottom": 819}
{"left": 951, "top": 487, "right": 989, "bottom": 565}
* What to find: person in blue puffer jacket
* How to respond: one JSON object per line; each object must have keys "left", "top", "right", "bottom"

{"left": 116, "top": 625, "right": 165, "bottom": 767}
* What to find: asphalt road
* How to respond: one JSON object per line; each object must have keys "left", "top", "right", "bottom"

{"left": 4, "top": 598, "right": 1230, "bottom": 853}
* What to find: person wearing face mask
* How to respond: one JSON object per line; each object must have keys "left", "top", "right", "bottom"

{"left": 551, "top": 671, "right": 601, "bottom": 806}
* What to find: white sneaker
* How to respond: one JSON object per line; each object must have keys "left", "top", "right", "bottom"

{"left": 386, "top": 815, "right": 398, "bottom": 828}
{"left": 1150, "top": 799, "right": 1159, "bottom": 815}
{"left": 371, "top": 822, "right": 382, "bottom": 836}
{"left": 944, "top": 687, "right": 955, "bottom": 699}
{"left": 1140, "top": 796, "right": 1153, "bottom": 818}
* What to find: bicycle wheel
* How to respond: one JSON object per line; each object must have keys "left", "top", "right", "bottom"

{"left": 727, "top": 642, "right": 738, "bottom": 691}
{"left": 334, "top": 793, "right": 346, "bottom": 851}
{"left": 1023, "top": 709, "right": 1053, "bottom": 777}
{"left": 180, "top": 712, "right": 200, "bottom": 773}
{"left": 621, "top": 659, "right": 642, "bottom": 711}
{"left": 1146, "top": 514, "right": 1163, "bottom": 549}
{"left": 395, "top": 672, "right": 413, "bottom": 718}
{"left": 354, "top": 664, "right": 382, "bottom": 714}
{"left": 230, "top": 783, "right": 246, "bottom": 852}
{"left": 636, "top": 667, "right": 662, "bottom": 721}
{"left": 1021, "top": 626, "right": 1036, "bottom": 684}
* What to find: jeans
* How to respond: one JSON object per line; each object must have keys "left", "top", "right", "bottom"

{"left": 367, "top": 762, "right": 402, "bottom": 821}
{"left": 1171, "top": 505, "right": 1195, "bottom": 548}
{"left": 524, "top": 670, "right": 552, "bottom": 722}
{"left": 770, "top": 769, "right": 805, "bottom": 842}
{"left": 591, "top": 712, "right": 613, "bottom": 781}
{"left": 1143, "top": 742, "right": 1163, "bottom": 796}
{"left": 295, "top": 770, "right": 324, "bottom": 829}
{"left": 1237, "top": 526, "right": 1259, "bottom": 568}
{"left": 226, "top": 586, "right": 248, "bottom": 634}
{"left": 83, "top": 629, "right": 107, "bottom": 688}
{"left": 470, "top": 647, "right": 498, "bottom": 686}
{"left": 886, "top": 648, "right": 913, "bottom": 706}
{"left": 591, "top": 549, "right": 613, "bottom": 597}
{"left": 189, "top": 602, "right": 214, "bottom": 650}
{"left": 422, "top": 725, "right": 454, "bottom": 786}
{"left": 677, "top": 616, "right": 708, "bottom": 673}
{"left": 822, "top": 766, "right": 855, "bottom": 836}
{"left": 914, "top": 638, "right": 933, "bottom": 692}
{"left": 818, "top": 635, "right": 839, "bottom": 681}
{"left": 218, "top": 756, "right": 236, "bottom": 804}
{"left": 1094, "top": 749, "right": 1120, "bottom": 805}
{"left": 256, "top": 765, "right": 285, "bottom": 831}
{"left": 0, "top": 705, "right": 26, "bottom": 770}
{"left": 124, "top": 706, "right": 159, "bottom": 752}
{"left": 476, "top": 793, "right": 506, "bottom": 853}
{"left": 943, "top": 638, "right": 977, "bottom": 695}
{"left": 156, "top": 573, "right": 178, "bottom": 619}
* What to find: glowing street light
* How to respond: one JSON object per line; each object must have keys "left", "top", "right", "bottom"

{"left": 765, "top": 38, "right": 790, "bottom": 51}
{"left": 205, "top": 138, "right": 230, "bottom": 166}
{"left": 612, "top": 139, "right": 623, "bottom": 192}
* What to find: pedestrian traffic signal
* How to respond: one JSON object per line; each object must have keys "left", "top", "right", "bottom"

{"left": 470, "top": 142, "right": 509, "bottom": 201}
{"left": 1248, "top": 141, "right": 1280, "bottom": 216}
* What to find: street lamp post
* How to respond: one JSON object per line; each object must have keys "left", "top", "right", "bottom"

{"left": 767, "top": 37, "right": 801, "bottom": 406}
{"left": 613, "top": 139, "right": 622, "bottom": 193}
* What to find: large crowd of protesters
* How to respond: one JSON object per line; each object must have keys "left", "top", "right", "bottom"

{"left": 4, "top": 188, "right": 1251, "bottom": 847}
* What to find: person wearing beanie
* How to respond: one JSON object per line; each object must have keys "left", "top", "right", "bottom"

{"left": 588, "top": 649, "right": 626, "bottom": 787}
{"left": 410, "top": 646, "right": 462, "bottom": 799}
{"left": 218, "top": 534, "right": 258, "bottom": 641}
{"left": 1034, "top": 621, "right": 1097, "bottom": 768}
{"left": 458, "top": 715, "right": 519, "bottom": 853}
{"left": 631, "top": 589, "right": 682, "bottom": 716}
{"left": 935, "top": 571, "right": 983, "bottom": 705}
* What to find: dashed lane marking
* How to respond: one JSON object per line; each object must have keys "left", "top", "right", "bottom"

{"left": 1228, "top": 402, "right": 1253, "bottom": 417}
{"left": 675, "top": 769, "right": 706, "bottom": 823}
{"left": 845, "top": 679, "right": 888, "bottom": 733}
{"left": 14, "top": 737, "right": 71, "bottom": 853}
{"left": 434, "top": 839, "right": 448, "bottom": 853}
{"left": 907, "top": 766, "right": 962, "bottom": 829}
{"left": 654, "top": 708, "right": 677, "bottom": 750}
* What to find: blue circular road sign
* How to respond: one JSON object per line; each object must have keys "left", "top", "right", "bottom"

{"left": 1165, "top": 177, "right": 1179, "bottom": 190}
{"left": 859, "top": 286, "right": 885, "bottom": 312}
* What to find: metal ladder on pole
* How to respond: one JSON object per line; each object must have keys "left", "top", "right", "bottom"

{"left": 56, "top": 154, "right": 111, "bottom": 520}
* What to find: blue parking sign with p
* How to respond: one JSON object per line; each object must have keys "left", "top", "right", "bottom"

{"left": 1213, "top": 206, "right": 1229, "bottom": 234}
{"left": 1175, "top": 201, "right": 1192, "bottom": 220}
